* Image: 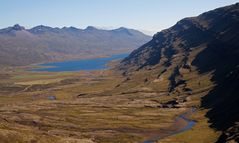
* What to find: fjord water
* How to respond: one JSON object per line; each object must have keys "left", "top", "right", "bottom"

{"left": 33, "top": 53, "right": 128, "bottom": 72}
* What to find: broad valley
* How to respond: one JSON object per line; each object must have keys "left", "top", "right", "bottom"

{"left": 0, "top": 1, "right": 238, "bottom": 143}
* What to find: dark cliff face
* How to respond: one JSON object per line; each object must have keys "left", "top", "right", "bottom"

{"left": 118, "top": 3, "right": 239, "bottom": 142}
{"left": 119, "top": 3, "right": 239, "bottom": 72}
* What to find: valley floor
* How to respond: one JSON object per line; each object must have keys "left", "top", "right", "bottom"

{"left": 0, "top": 67, "right": 220, "bottom": 143}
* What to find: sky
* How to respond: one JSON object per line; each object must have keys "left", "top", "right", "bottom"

{"left": 0, "top": 0, "right": 238, "bottom": 35}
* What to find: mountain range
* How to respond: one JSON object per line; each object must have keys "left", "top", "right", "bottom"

{"left": 0, "top": 25, "right": 151, "bottom": 66}
{"left": 118, "top": 3, "right": 239, "bottom": 142}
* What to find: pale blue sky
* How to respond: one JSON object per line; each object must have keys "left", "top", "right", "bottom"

{"left": 0, "top": 0, "right": 238, "bottom": 34}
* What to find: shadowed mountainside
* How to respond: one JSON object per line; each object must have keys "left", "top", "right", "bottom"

{"left": 0, "top": 25, "right": 151, "bottom": 66}
{"left": 118, "top": 3, "right": 239, "bottom": 142}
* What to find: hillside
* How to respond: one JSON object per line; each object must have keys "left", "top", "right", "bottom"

{"left": 0, "top": 25, "right": 151, "bottom": 66}
{"left": 118, "top": 3, "right": 239, "bottom": 142}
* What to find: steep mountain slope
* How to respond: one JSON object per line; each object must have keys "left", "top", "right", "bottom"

{"left": 0, "top": 25, "right": 151, "bottom": 66}
{"left": 118, "top": 3, "right": 239, "bottom": 142}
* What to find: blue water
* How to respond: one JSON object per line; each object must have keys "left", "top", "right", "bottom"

{"left": 32, "top": 53, "right": 128, "bottom": 72}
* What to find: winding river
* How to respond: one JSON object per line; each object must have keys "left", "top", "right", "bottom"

{"left": 143, "top": 108, "right": 196, "bottom": 143}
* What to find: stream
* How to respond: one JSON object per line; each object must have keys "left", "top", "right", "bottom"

{"left": 143, "top": 108, "right": 196, "bottom": 143}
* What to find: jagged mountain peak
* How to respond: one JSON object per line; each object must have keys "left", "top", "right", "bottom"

{"left": 29, "top": 25, "right": 61, "bottom": 34}
{"left": 12, "top": 24, "right": 25, "bottom": 31}
{"left": 84, "top": 26, "right": 98, "bottom": 31}
{"left": 62, "top": 26, "right": 81, "bottom": 31}
{"left": 114, "top": 27, "right": 129, "bottom": 31}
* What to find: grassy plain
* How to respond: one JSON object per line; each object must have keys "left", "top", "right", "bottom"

{"left": 0, "top": 66, "right": 220, "bottom": 143}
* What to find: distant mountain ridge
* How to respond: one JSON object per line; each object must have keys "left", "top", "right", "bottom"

{"left": 0, "top": 24, "right": 151, "bottom": 66}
